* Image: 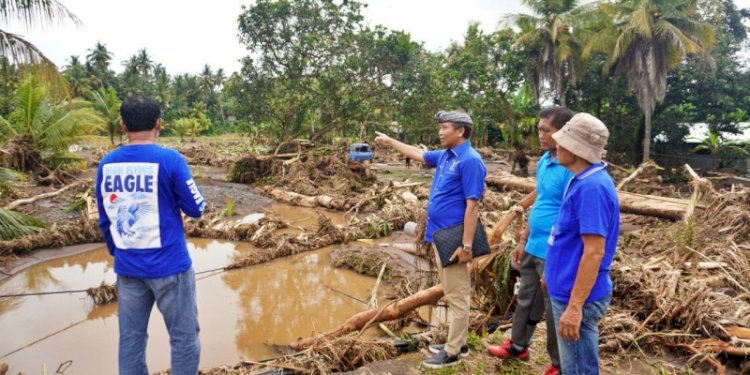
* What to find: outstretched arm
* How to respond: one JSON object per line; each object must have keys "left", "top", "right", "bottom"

{"left": 374, "top": 131, "right": 425, "bottom": 163}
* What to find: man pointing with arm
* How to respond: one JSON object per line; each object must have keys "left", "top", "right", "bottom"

{"left": 375, "top": 111, "right": 486, "bottom": 369}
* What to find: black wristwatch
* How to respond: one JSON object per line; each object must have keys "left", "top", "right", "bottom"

{"left": 462, "top": 244, "right": 472, "bottom": 253}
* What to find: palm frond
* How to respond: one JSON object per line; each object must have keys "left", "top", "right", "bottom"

{"left": 0, "top": 0, "right": 81, "bottom": 30}
{"left": 0, "top": 28, "right": 50, "bottom": 66}
{"left": 630, "top": 3, "right": 653, "bottom": 38}
{"left": 666, "top": 17, "right": 717, "bottom": 50}
{"left": 10, "top": 76, "right": 47, "bottom": 134}
{"left": 0, "top": 115, "right": 17, "bottom": 140}
{"left": 0, "top": 208, "right": 47, "bottom": 241}
{"left": 0, "top": 167, "right": 24, "bottom": 183}
{"left": 40, "top": 105, "right": 103, "bottom": 152}
{"left": 44, "top": 151, "right": 84, "bottom": 170}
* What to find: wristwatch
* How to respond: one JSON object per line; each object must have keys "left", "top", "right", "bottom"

{"left": 462, "top": 244, "right": 472, "bottom": 253}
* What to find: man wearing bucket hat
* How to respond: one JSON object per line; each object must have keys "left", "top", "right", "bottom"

{"left": 374, "top": 111, "right": 486, "bottom": 369}
{"left": 543, "top": 113, "right": 620, "bottom": 374}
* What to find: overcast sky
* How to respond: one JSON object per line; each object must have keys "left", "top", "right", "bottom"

{"left": 5, "top": 0, "right": 750, "bottom": 76}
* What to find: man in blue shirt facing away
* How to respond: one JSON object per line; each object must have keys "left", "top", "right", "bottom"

{"left": 488, "top": 107, "right": 573, "bottom": 375}
{"left": 375, "top": 111, "right": 486, "bottom": 369}
{"left": 544, "top": 113, "right": 620, "bottom": 374}
{"left": 97, "top": 95, "right": 206, "bottom": 375}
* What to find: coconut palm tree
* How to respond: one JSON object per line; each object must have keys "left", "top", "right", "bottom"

{"left": 0, "top": 77, "right": 104, "bottom": 170}
{"left": 134, "top": 49, "right": 153, "bottom": 77}
{"left": 89, "top": 86, "right": 121, "bottom": 146}
{"left": 508, "top": 0, "right": 580, "bottom": 105}
{"left": 198, "top": 64, "right": 216, "bottom": 106}
{"left": 86, "top": 42, "right": 112, "bottom": 73}
{"left": 63, "top": 55, "right": 89, "bottom": 97}
{"left": 583, "top": 0, "right": 716, "bottom": 162}
{"left": 86, "top": 42, "right": 113, "bottom": 88}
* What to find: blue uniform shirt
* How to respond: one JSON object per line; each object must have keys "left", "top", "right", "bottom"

{"left": 544, "top": 163, "right": 620, "bottom": 304}
{"left": 96, "top": 144, "right": 206, "bottom": 279}
{"left": 526, "top": 151, "right": 573, "bottom": 259}
{"left": 422, "top": 141, "right": 486, "bottom": 243}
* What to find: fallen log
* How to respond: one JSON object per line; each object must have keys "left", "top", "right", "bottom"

{"left": 4, "top": 179, "right": 90, "bottom": 210}
{"left": 290, "top": 207, "right": 523, "bottom": 350}
{"left": 260, "top": 188, "right": 345, "bottom": 210}
{"left": 488, "top": 191, "right": 536, "bottom": 246}
{"left": 486, "top": 174, "right": 691, "bottom": 220}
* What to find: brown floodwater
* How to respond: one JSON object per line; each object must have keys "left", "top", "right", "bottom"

{"left": 0, "top": 207, "right": 382, "bottom": 374}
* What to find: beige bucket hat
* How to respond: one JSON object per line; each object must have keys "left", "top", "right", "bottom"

{"left": 551, "top": 113, "right": 609, "bottom": 164}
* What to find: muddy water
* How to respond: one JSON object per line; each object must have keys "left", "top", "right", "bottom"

{"left": 0, "top": 208, "right": 382, "bottom": 374}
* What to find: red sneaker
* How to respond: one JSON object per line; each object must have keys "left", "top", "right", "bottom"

{"left": 543, "top": 364, "right": 560, "bottom": 375}
{"left": 487, "top": 340, "right": 529, "bottom": 360}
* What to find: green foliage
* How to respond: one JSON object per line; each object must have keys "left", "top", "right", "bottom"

{"left": 499, "top": 85, "right": 539, "bottom": 151}
{"left": 217, "top": 199, "right": 238, "bottom": 219}
{"left": 169, "top": 118, "right": 196, "bottom": 142}
{"left": 65, "top": 195, "right": 87, "bottom": 213}
{"left": 466, "top": 331, "right": 483, "bottom": 349}
{"left": 582, "top": 0, "right": 717, "bottom": 162}
{"left": 0, "top": 76, "right": 104, "bottom": 170}
{"left": 0, "top": 208, "right": 47, "bottom": 240}
{"left": 509, "top": 0, "right": 581, "bottom": 104}
{"left": 0, "top": 166, "right": 23, "bottom": 198}
{"left": 444, "top": 25, "right": 528, "bottom": 147}
{"left": 88, "top": 86, "right": 121, "bottom": 146}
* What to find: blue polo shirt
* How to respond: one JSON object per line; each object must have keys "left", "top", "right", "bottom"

{"left": 526, "top": 151, "right": 573, "bottom": 259}
{"left": 423, "top": 141, "right": 486, "bottom": 243}
{"left": 544, "top": 163, "right": 619, "bottom": 304}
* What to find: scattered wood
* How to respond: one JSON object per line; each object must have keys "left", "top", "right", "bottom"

{"left": 488, "top": 191, "right": 536, "bottom": 246}
{"left": 617, "top": 160, "right": 659, "bottom": 191}
{"left": 4, "top": 179, "right": 90, "bottom": 210}
{"left": 486, "top": 174, "right": 692, "bottom": 220}
{"left": 262, "top": 188, "right": 345, "bottom": 210}
{"left": 290, "top": 205, "right": 524, "bottom": 350}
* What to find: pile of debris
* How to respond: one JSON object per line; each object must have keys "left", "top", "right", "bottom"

{"left": 178, "top": 144, "right": 232, "bottom": 167}
{"left": 602, "top": 185, "right": 750, "bottom": 373}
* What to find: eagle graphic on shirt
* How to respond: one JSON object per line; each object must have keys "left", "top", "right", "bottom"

{"left": 102, "top": 163, "right": 161, "bottom": 249}
{"left": 116, "top": 201, "right": 155, "bottom": 238}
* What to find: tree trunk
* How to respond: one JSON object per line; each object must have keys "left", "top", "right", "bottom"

{"left": 262, "top": 188, "right": 345, "bottom": 210}
{"left": 288, "top": 196, "right": 532, "bottom": 351}
{"left": 485, "top": 174, "right": 692, "bottom": 220}
{"left": 643, "top": 108, "right": 652, "bottom": 163}
{"left": 4, "top": 180, "right": 90, "bottom": 210}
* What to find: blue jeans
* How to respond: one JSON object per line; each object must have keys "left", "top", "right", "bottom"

{"left": 550, "top": 294, "right": 611, "bottom": 375}
{"left": 117, "top": 268, "right": 200, "bottom": 375}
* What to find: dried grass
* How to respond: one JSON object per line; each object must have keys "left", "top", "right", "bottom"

{"left": 0, "top": 217, "right": 102, "bottom": 258}
{"left": 602, "top": 186, "right": 750, "bottom": 372}
{"left": 87, "top": 282, "right": 118, "bottom": 306}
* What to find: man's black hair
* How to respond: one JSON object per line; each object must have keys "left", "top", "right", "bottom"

{"left": 539, "top": 106, "right": 573, "bottom": 129}
{"left": 450, "top": 122, "right": 472, "bottom": 139}
{"left": 120, "top": 95, "right": 161, "bottom": 132}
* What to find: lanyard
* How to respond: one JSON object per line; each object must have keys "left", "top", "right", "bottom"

{"left": 562, "top": 163, "right": 608, "bottom": 200}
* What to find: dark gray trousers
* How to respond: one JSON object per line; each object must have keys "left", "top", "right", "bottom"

{"left": 511, "top": 252, "right": 560, "bottom": 367}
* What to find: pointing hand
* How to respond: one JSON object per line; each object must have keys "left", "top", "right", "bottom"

{"left": 374, "top": 131, "right": 392, "bottom": 147}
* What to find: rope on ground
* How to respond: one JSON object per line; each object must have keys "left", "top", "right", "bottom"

{"left": 0, "top": 266, "right": 231, "bottom": 299}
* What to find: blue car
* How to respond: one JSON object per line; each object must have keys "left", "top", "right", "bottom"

{"left": 348, "top": 142, "right": 373, "bottom": 162}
